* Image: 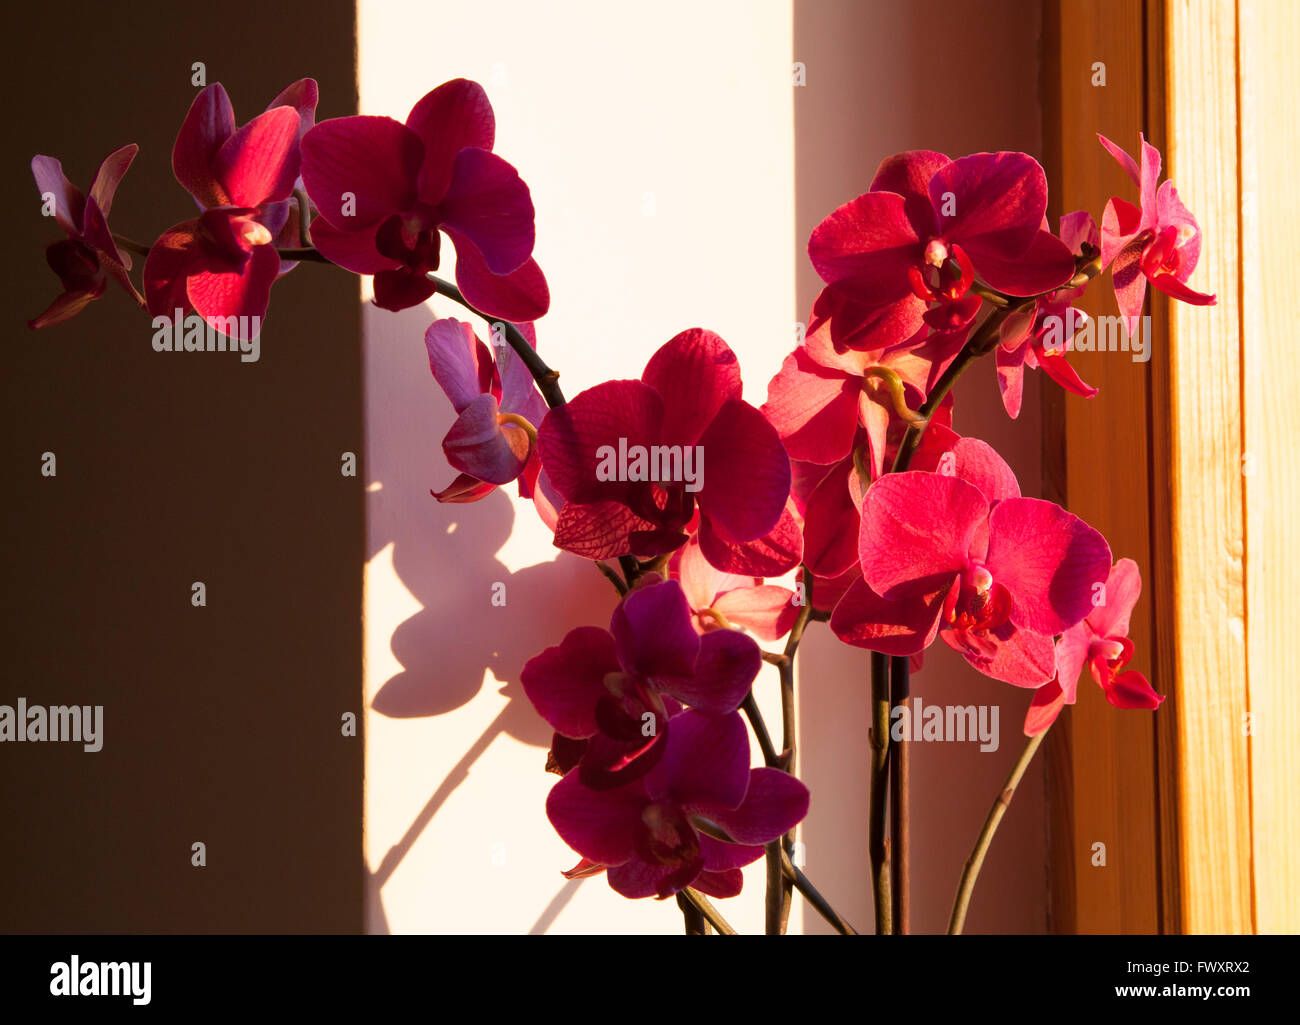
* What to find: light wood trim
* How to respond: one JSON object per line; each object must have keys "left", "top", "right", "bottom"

{"left": 1239, "top": 0, "right": 1300, "bottom": 935}
{"left": 1046, "top": 0, "right": 1300, "bottom": 935}
{"left": 1154, "top": 0, "right": 1253, "bottom": 935}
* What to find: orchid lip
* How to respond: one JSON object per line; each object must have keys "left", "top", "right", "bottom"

{"left": 1094, "top": 638, "right": 1125, "bottom": 661}
{"left": 924, "top": 238, "right": 950, "bottom": 268}
{"left": 240, "top": 221, "right": 273, "bottom": 246}
{"left": 602, "top": 671, "right": 627, "bottom": 697}
{"left": 966, "top": 565, "right": 994, "bottom": 595}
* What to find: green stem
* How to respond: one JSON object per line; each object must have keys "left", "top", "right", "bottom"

{"left": 782, "top": 844, "right": 858, "bottom": 936}
{"left": 741, "top": 692, "right": 781, "bottom": 769}
{"left": 594, "top": 561, "right": 628, "bottom": 596}
{"left": 947, "top": 727, "right": 1048, "bottom": 934}
{"left": 869, "top": 651, "right": 892, "bottom": 934}
{"left": 773, "top": 595, "right": 813, "bottom": 932}
{"left": 888, "top": 654, "right": 910, "bottom": 933}
{"left": 676, "top": 891, "right": 706, "bottom": 934}
{"left": 682, "top": 888, "right": 736, "bottom": 935}
{"left": 765, "top": 840, "right": 784, "bottom": 935}
{"left": 694, "top": 817, "right": 858, "bottom": 936}
{"left": 617, "top": 555, "right": 641, "bottom": 589}
{"left": 427, "top": 275, "right": 565, "bottom": 408}
{"left": 107, "top": 234, "right": 567, "bottom": 410}
{"left": 293, "top": 189, "right": 312, "bottom": 248}
{"left": 272, "top": 246, "right": 332, "bottom": 263}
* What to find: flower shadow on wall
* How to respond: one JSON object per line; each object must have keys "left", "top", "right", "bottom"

{"left": 360, "top": 301, "right": 615, "bottom": 933}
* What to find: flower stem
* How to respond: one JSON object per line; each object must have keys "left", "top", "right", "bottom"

{"left": 105, "top": 234, "right": 567, "bottom": 410}
{"left": 676, "top": 891, "right": 706, "bottom": 934}
{"left": 765, "top": 840, "right": 784, "bottom": 935}
{"left": 594, "top": 561, "right": 628, "bottom": 595}
{"left": 741, "top": 691, "right": 781, "bottom": 768}
{"left": 272, "top": 246, "right": 332, "bottom": 263}
{"left": 782, "top": 844, "right": 858, "bottom": 935}
{"left": 617, "top": 554, "right": 641, "bottom": 588}
{"left": 947, "top": 727, "right": 1047, "bottom": 934}
{"left": 888, "top": 654, "right": 911, "bottom": 933}
{"left": 682, "top": 888, "right": 736, "bottom": 934}
{"left": 869, "top": 651, "right": 892, "bottom": 934}
{"left": 427, "top": 275, "right": 565, "bottom": 408}
{"left": 294, "top": 189, "right": 312, "bottom": 248}
{"left": 864, "top": 366, "right": 928, "bottom": 425}
{"left": 773, "top": 594, "right": 813, "bottom": 932}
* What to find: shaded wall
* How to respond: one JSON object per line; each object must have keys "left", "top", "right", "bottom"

{"left": 1, "top": 0, "right": 363, "bottom": 932}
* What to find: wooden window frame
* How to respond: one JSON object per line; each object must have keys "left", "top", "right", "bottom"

{"left": 1042, "top": 0, "right": 1299, "bottom": 935}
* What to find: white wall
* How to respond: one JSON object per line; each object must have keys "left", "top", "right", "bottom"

{"left": 359, "top": 0, "right": 797, "bottom": 934}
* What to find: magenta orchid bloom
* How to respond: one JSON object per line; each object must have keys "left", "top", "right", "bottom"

{"left": 537, "top": 329, "right": 795, "bottom": 574}
{"left": 995, "top": 212, "right": 1099, "bottom": 419}
{"left": 521, "top": 578, "right": 763, "bottom": 789}
{"left": 796, "top": 409, "right": 958, "bottom": 595}
{"left": 143, "top": 80, "right": 316, "bottom": 341}
{"left": 546, "top": 708, "right": 810, "bottom": 900}
{"left": 1098, "top": 133, "right": 1216, "bottom": 337}
{"left": 1024, "top": 558, "right": 1163, "bottom": 735}
{"left": 425, "top": 317, "right": 548, "bottom": 503}
{"left": 763, "top": 306, "right": 953, "bottom": 470}
{"left": 299, "top": 78, "right": 548, "bottom": 320}
{"left": 808, "top": 150, "right": 1076, "bottom": 352}
{"left": 670, "top": 536, "right": 799, "bottom": 642}
{"left": 29, "top": 145, "right": 144, "bottom": 329}
{"left": 831, "top": 442, "right": 1111, "bottom": 686}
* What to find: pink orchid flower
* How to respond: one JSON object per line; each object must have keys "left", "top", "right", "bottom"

{"left": 537, "top": 329, "right": 795, "bottom": 574}
{"left": 300, "top": 78, "right": 548, "bottom": 320}
{"left": 143, "top": 81, "right": 316, "bottom": 341}
{"left": 808, "top": 150, "right": 1076, "bottom": 352}
{"left": 521, "top": 578, "right": 763, "bottom": 789}
{"left": 670, "top": 536, "right": 800, "bottom": 642}
{"left": 995, "top": 211, "right": 1100, "bottom": 419}
{"left": 1098, "top": 133, "right": 1216, "bottom": 337}
{"left": 762, "top": 298, "right": 960, "bottom": 470}
{"left": 547, "top": 708, "right": 809, "bottom": 900}
{"left": 796, "top": 409, "right": 957, "bottom": 592}
{"left": 425, "top": 317, "right": 548, "bottom": 503}
{"left": 831, "top": 448, "right": 1111, "bottom": 687}
{"left": 1024, "top": 558, "right": 1163, "bottom": 735}
{"left": 29, "top": 145, "right": 144, "bottom": 328}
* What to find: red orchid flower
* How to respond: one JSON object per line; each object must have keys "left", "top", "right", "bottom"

{"left": 808, "top": 150, "right": 1076, "bottom": 352}
{"left": 521, "top": 578, "right": 763, "bottom": 790}
{"left": 299, "top": 78, "right": 548, "bottom": 320}
{"left": 831, "top": 447, "right": 1111, "bottom": 687}
{"left": 1024, "top": 558, "right": 1163, "bottom": 736}
{"left": 1098, "top": 133, "right": 1216, "bottom": 338}
{"left": 670, "top": 536, "right": 800, "bottom": 642}
{"left": 143, "top": 81, "right": 316, "bottom": 342}
{"left": 546, "top": 708, "right": 809, "bottom": 900}
{"left": 762, "top": 297, "right": 961, "bottom": 470}
{"left": 996, "top": 212, "right": 1100, "bottom": 419}
{"left": 261, "top": 78, "right": 320, "bottom": 272}
{"left": 537, "top": 329, "right": 796, "bottom": 574}
{"left": 29, "top": 146, "right": 144, "bottom": 328}
{"left": 795, "top": 405, "right": 957, "bottom": 596}
{"left": 425, "top": 317, "right": 549, "bottom": 504}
